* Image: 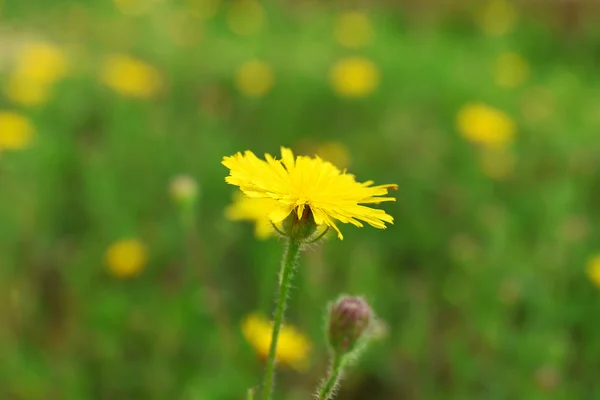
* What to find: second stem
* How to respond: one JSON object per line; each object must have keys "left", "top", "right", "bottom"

{"left": 261, "top": 238, "right": 301, "bottom": 400}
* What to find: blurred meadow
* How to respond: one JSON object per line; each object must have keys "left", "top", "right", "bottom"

{"left": 2, "top": 0, "right": 600, "bottom": 399}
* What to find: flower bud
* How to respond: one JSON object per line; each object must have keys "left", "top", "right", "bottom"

{"left": 281, "top": 206, "right": 317, "bottom": 242}
{"left": 327, "top": 295, "right": 372, "bottom": 355}
{"left": 169, "top": 174, "right": 199, "bottom": 206}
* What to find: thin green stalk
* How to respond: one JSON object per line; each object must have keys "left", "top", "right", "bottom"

{"left": 317, "top": 354, "right": 345, "bottom": 400}
{"left": 261, "top": 239, "right": 301, "bottom": 400}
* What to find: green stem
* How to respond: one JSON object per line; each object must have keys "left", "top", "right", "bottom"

{"left": 261, "top": 239, "right": 301, "bottom": 400}
{"left": 317, "top": 354, "right": 345, "bottom": 400}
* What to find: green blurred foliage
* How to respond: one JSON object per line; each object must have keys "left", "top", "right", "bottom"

{"left": 1, "top": 0, "right": 600, "bottom": 399}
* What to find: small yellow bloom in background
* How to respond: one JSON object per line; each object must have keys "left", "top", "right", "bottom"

{"left": 586, "top": 254, "right": 600, "bottom": 287}
{"left": 334, "top": 11, "right": 373, "bottom": 49}
{"left": 105, "top": 238, "right": 147, "bottom": 279}
{"left": 12, "top": 41, "right": 68, "bottom": 85}
{"left": 476, "top": 0, "right": 517, "bottom": 37}
{"left": 234, "top": 60, "right": 273, "bottom": 98}
{"left": 225, "top": 192, "right": 276, "bottom": 239}
{"left": 222, "top": 147, "right": 397, "bottom": 240}
{"left": 226, "top": 0, "right": 264, "bottom": 36}
{"left": 169, "top": 174, "right": 199, "bottom": 205}
{"left": 0, "top": 111, "right": 34, "bottom": 151}
{"left": 456, "top": 103, "right": 516, "bottom": 149}
{"left": 4, "top": 41, "right": 68, "bottom": 106}
{"left": 330, "top": 57, "right": 379, "bottom": 98}
{"left": 315, "top": 141, "right": 351, "bottom": 169}
{"left": 241, "top": 313, "right": 311, "bottom": 371}
{"left": 478, "top": 147, "right": 516, "bottom": 180}
{"left": 100, "top": 54, "right": 161, "bottom": 99}
{"left": 494, "top": 52, "right": 530, "bottom": 89}
{"left": 188, "top": 0, "right": 220, "bottom": 20}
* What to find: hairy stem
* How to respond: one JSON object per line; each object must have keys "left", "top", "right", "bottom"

{"left": 261, "top": 239, "right": 301, "bottom": 400}
{"left": 317, "top": 354, "right": 345, "bottom": 400}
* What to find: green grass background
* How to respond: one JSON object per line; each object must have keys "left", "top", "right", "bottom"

{"left": 2, "top": 1, "right": 600, "bottom": 399}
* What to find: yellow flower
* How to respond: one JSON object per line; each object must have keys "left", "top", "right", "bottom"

{"left": 334, "top": 11, "right": 373, "bottom": 49}
{"left": 225, "top": 192, "right": 275, "bottom": 239}
{"left": 222, "top": 147, "right": 397, "bottom": 240}
{"left": 586, "top": 254, "right": 600, "bottom": 288}
{"left": 241, "top": 313, "right": 311, "bottom": 371}
{"left": 330, "top": 57, "right": 379, "bottom": 98}
{"left": 4, "top": 41, "right": 68, "bottom": 106}
{"left": 494, "top": 52, "right": 530, "bottom": 89}
{"left": 100, "top": 54, "right": 161, "bottom": 99}
{"left": 0, "top": 111, "right": 34, "bottom": 150}
{"left": 315, "top": 141, "right": 351, "bottom": 169}
{"left": 456, "top": 103, "right": 516, "bottom": 148}
{"left": 105, "top": 238, "right": 147, "bottom": 278}
{"left": 226, "top": 0, "right": 264, "bottom": 36}
{"left": 12, "top": 41, "right": 68, "bottom": 85}
{"left": 479, "top": 147, "right": 516, "bottom": 180}
{"left": 477, "top": 0, "right": 517, "bottom": 37}
{"left": 234, "top": 60, "right": 273, "bottom": 98}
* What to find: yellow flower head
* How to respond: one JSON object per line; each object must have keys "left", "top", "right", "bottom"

{"left": 241, "top": 313, "right": 311, "bottom": 371}
{"left": 234, "top": 60, "right": 274, "bottom": 98}
{"left": 494, "top": 52, "right": 530, "bottom": 89}
{"left": 226, "top": 0, "right": 264, "bottom": 36}
{"left": 0, "top": 111, "right": 34, "bottom": 151}
{"left": 330, "top": 57, "right": 379, "bottom": 98}
{"left": 5, "top": 41, "right": 68, "bottom": 106}
{"left": 222, "top": 147, "right": 397, "bottom": 240}
{"left": 105, "top": 238, "right": 147, "bottom": 278}
{"left": 456, "top": 103, "right": 516, "bottom": 148}
{"left": 586, "top": 254, "right": 600, "bottom": 288}
{"left": 334, "top": 11, "right": 373, "bottom": 49}
{"left": 12, "top": 41, "right": 68, "bottom": 85}
{"left": 225, "top": 192, "right": 275, "bottom": 239}
{"left": 477, "top": 0, "right": 517, "bottom": 37}
{"left": 100, "top": 54, "right": 161, "bottom": 99}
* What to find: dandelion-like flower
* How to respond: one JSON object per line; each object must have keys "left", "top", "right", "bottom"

{"left": 241, "top": 313, "right": 311, "bottom": 371}
{"left": 105, "top": 238, "right": 148, "bottom": 278}
{"left": 234, "top": 60, "right": 274, "bottom": 98}
{"left": 222, "top": 147, "right": 397, "bottom": 239}
{"left": 330, "top": 56, "right": 379, "bottom": 98}
{"left": 100, "top": 54, "right": 161, "bottom": 99}
{"left": 456, "top": 103, "right": 516, "bottom": 149}
{"left": 0, "top": 111, "right": 35, "bottom": 151}
{"left": 586, "top": 254, "right": 600, "bottom": 288}
{"left": 225, "top": 192, "right": 275, "bottom": 239}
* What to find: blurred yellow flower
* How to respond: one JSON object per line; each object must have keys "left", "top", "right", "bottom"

{"left": 334, "top": 11, "right": 373, "bottom": 49}
{"left": 0, "top": 111, "right": 34, "bottom": 151}
{"left": 586, "top": 254, "right": 600, "bottom": 287}
{"left": 330, "top": 57, "right": 379, "bottom": 98}
{"left": 477, "top": 0, "right": 517, "bottom": 36}
{"left": 225, "top": 192, "right": 275, "bottom": 239}
{"left": 105, "top": 238, "right": 147, "bottom": 278}
{"left": 12, "top": 41, "right": 68, "bottom": 85}
{"left": 4, "top": 41, "right": 68, "bottom": 106}
{"left": 169, "top": 174, "right": 199, "bottom": 205}
{"left": 234, "top": 60, "right": 273, "bottom": 98}
{"left": 456, "top": 103, "right": 516, "bottom": 148}
{"left": 478, "top": 147, "right": 516, "bottom": 180}
{"left": 188, "top": 0, "right": 220, "bottom": 20}
{"left": 241, "top": 313, "right": 311, "bottom": 371}
{"left": 494, "top": 52, "right": 530, "bottom": 89}
{"left": 315, "top": 141, "right": 351, "bottom": 169}
{"left": 101, "top": 54, "right": 161, "bottom": 99}
{"left": 226, "top": 0, "right": 264, "bottom": 36}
